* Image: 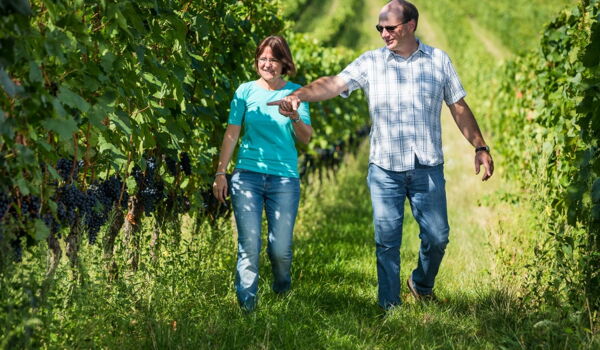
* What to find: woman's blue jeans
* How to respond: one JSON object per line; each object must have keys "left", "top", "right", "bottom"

{"left": 367, "top": 162, "right": 450, "bottom": 309}
{"left": 230, "top": 169, "right": 300, "bottom": 311}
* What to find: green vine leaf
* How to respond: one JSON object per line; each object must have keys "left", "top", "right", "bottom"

{"left": 34, "top": 218, "right": 50, "bottom": 241}
{"left": 58, "top": 86, "right": 90, "bottom": 113}
{"left": 42, "top": 117, "right": 78, "bottom": 141}
{"left": 0, "top": 68, "right": 23, "bottom": 97}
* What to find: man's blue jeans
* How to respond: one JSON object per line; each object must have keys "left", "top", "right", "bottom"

{"left": 367, "top": 162, "right": 450, "bottom": 309}
{"left": 230, "top": 169, "right": 300, "bottom": 311}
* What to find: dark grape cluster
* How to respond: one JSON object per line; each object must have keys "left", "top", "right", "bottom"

{"left": 56, "top": 184, "right": 85, "bottom": 227}
{"left": 84, "top": 176, "right": 130, "bottom": 244}
{"left": 56, "top": 158, "right": 81, "bottom": 181}
{"left": 180, "top": 152, "right": 191, "bottom": 176}
{"left": 165, "top": 156, "right": 179, "bottom": 176}
{"left": 0, "top": 192, "right": 10, "bottom": 220}
{"left": 165, "top": 193, "right": 191, "bottom": 214}
{"left": 20, "top": 195, "right": 41, "bottom": 219}
{"left": 176, "top": 195, "right": 191, "bottom": 214}
{"left": 0, "top": 191, "right": 55, "bottom": 261}
{"left": 100, "top": 175, "right": 128, "bottom": 207}
{"left": 82, "top": 185, "right": 105, "bottom": 244}
{"left": 53, "top": 175, "right": 129, "bottom": 244}
{"left": 135, "top": 157, "right": 165, "bottom": 217}
{"left": 10, "top": 229, "right": 29, "bottom": 263}
{"left": 12, "top": 239, "right": 22, "bottom": 262}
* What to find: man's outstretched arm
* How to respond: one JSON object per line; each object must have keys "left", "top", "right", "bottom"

{"left": 268, "top": 76, "right": 348, "bottom": 113}
{"left": 448, "top": 98, "right": 494, "bottom": 181}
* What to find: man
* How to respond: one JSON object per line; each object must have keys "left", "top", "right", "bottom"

{"left": 270, "top": 0, "right": 494, "bottom": 309}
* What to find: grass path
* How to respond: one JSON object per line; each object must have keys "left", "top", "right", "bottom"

{"left": 467, "top": 19, "right": 512, "bottom": 61}
{"left": 131, "top": 4, "right": 570, "bottom": 349}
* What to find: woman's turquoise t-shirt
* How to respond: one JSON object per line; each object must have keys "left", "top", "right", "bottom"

{"left": 228, "top": 81, "right": 311, "bottom": 178}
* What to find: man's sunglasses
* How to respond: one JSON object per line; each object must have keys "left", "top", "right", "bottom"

{"left": 375, "top": 19, "right": 410, "bottom": 33}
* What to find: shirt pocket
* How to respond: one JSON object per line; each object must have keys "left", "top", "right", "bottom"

{"left": 420, "top": 75, "right": 444, "bottom": 112}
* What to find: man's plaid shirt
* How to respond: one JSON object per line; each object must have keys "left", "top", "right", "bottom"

{"left": 338, "top": 40, "right": 466, "bottom": 172}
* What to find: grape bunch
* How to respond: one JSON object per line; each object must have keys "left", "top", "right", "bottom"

{"left": 81, "top": 184, "right": 105, "bottom": 244}
{"left": 134, "top": 157, "right": 165, "bottom": 217}
{"left": 12, "top": 238, "right": 23, "bottom": 262}
{"left": 180, "top": 152, "right": 191, "bottom": 176}
{"left": 165, "top": 193, "right": 191, "bottom": 214}
{"left": 100, "top": 175, "right": 128, "bottom": 207}
{"left": 176, "top": 195, "right": 191, "bottom": 214}
{"left": 55, "top": 184, "right": 85, "bottom": 227}
{"left": 82, "top": 176, "right": 129, "bottom": 244}
{"left": 20, "top": 195, "right": 41, "bottom": 219}
{"left": 165, "top": 156, "right": 179, "bottom": 176}
{"left": 10, "top": 229, "right": 29, "bottom": 263}
{"left": 0, "top": 192, "right": 10, "bottom": 220}
{"left": 56, "top": 158, "right": 82, "bottom": 181}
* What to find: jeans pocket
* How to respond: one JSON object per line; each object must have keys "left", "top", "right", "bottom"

{"left": 277, "top": 176, "right": 300, "bottom": 193}
{"left": 231, "top": 169, "right": 246, "bottom": 193}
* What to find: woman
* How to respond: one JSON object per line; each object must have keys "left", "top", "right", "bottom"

{"left": 213, "top": 36, "right": 312, "bottom": 311}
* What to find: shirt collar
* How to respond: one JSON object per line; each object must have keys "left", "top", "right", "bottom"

{"left": 385, "top": 38, "right": 432, "bottom": 61}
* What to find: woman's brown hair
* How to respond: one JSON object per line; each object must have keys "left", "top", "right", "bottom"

{"left": 254, "top": 36, "right": 296, "bottom": 77}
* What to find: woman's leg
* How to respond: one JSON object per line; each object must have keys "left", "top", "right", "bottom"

{"left": 264, "top": 175, "right": 300, "bottom": 294}
{"left": 230, "top": 170, "right": 265, "bottom": 311}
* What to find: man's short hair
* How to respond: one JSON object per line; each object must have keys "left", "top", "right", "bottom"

{"left": 393, "top": 0, "right": 419, "bottom": 31}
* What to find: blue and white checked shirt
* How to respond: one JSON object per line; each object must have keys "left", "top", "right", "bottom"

{"left": 338, "top": 40, "right": 466, "bottom": 172}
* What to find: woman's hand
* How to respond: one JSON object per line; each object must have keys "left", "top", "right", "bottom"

{"left": 213, "top": 174, "right": 228, "bottom": 203}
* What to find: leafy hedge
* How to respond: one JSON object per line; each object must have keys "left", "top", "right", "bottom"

{"left": 489, "top": 0, "right": 599, "bottom": 312}
{"left": 0, "top": 0, "right": 368, "bottom": 269}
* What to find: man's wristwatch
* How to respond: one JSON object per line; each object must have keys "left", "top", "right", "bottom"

{"left": 475, "top": 145, "right": 490, "bottom": 153}
{"left": 291, "top": 115, "right": 301, "bottom": 123}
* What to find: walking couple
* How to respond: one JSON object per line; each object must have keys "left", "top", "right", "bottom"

{"left": 213, "top": 0, "right": 494, "bottom": 312}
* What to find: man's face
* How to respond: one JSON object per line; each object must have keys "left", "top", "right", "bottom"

{"left": 378, "top": 15, "right": 413, "bottom": 52}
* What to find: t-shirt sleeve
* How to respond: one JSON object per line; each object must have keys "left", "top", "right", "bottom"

{"left": 443, "top": 54, "right": 467, "bottom": 105}
{"left": 227, "top": 84, "right": 247, "bottom": 125}
{"left": 337, "top": 53, "right": 368, "bottom": 98}
{"left": 297, "top": 101, "right": 311, "bottom": 125}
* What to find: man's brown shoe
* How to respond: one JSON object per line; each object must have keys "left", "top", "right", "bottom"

{"left": 407, "top": 276, "right": 437, "bottom": 301}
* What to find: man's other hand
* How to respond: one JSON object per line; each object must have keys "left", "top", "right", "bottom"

{"left": 475, "top": 151, "right": 494, "bottom": 181}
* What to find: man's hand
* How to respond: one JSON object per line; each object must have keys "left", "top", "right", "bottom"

{"left": 475, "top": 151, "right": 494, "bottom": 181}
{"left": 267, "top": 95, "right": 301, "bottom": 116}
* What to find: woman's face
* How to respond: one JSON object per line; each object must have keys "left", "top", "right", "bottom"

{"left": 257, "top": 46, "right": 283, "bottom": 82}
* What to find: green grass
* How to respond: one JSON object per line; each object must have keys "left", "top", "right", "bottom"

{"left": 1, "top": 142, "right": 597, "bottom": 349}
